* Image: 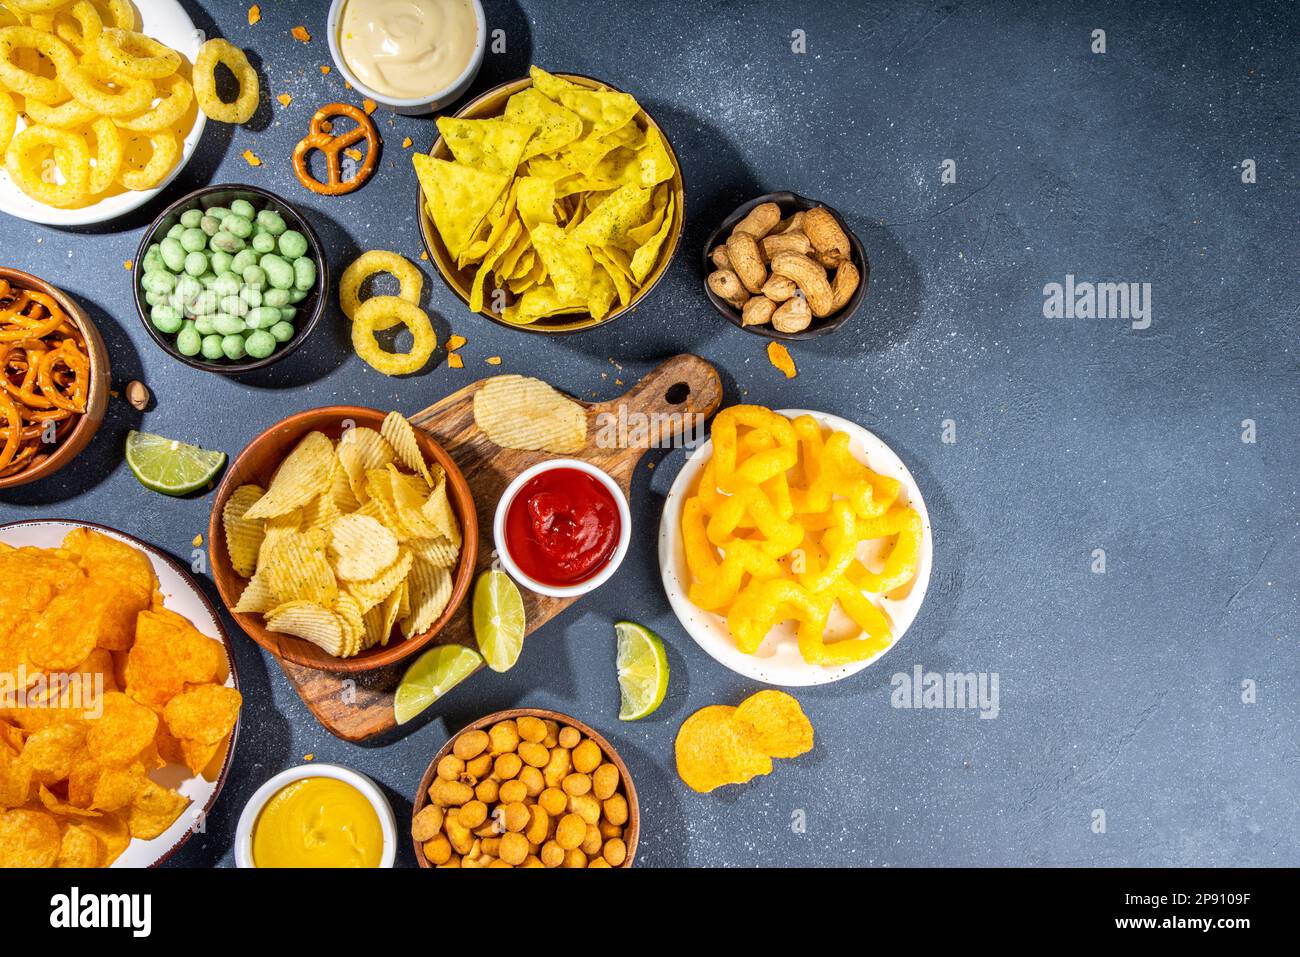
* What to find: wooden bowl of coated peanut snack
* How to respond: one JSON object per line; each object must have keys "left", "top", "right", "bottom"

{"left": 411, "top": 708, "right": 639, "bottom": 869}
{"left": 703, "top": 191, "right": 869, "bottom": 341}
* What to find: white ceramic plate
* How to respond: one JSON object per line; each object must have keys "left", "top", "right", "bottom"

{"left": 0, "top": 519, "right": 240, "bottom": 867}
{"left": 0, "top": 0, "right": 207, "bottom": 227}
{"left": 659, "top": 409, "right": 933, "bottom": 687}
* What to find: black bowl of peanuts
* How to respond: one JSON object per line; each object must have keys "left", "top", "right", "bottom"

{"left": 702, "top": 191, "right": 869, "bottom": 341}
{"left": 411, "top": 708, "right": 639, "bottom": 869}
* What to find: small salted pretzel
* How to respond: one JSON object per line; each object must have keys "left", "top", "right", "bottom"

{"left": 291, "top": 103, "right": 380, "bottom": 196}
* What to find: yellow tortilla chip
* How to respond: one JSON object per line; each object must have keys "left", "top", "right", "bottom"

{"left": 414, "top": 152, "right": 512, "bottom": 260}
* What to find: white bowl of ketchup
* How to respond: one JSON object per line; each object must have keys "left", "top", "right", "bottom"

{"left": 493, "top": 459, "right": 632, "bottom": 599}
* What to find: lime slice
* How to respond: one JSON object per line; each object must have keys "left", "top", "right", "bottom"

{"left": 125, "top": 430, "right": 227, "bottom": 496}
{"left": 473, "top": 570, "right": 527, "bottom": 673}
{"left": 615, "top": 620, "right": 669, "bottom": 721}
{"left": 394, "top": 644, "right": 482, "bottom": 725}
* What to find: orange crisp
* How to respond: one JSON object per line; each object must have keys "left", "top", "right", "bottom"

{"left": 767, "top": 341, "right": 796, "bottom": 378}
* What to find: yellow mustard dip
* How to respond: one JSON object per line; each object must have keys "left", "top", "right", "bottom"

{"left": 338, "top": 0, "right": 479, "bottom": 100}
{"left": 252, "top": 777, "right": 384, "bottom": 868}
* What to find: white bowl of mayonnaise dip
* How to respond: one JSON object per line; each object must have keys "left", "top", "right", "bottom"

{"left": 328, "top": 0, "right": 486, "bottom": 115}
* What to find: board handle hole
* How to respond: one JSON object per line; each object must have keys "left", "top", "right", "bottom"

{"left": 665, "top": 382, "right": 690, "bottom": 405}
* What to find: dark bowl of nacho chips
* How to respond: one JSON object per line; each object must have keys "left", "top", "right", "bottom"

{"left": 415, "top": 67, "right": 686, "bottom": 334}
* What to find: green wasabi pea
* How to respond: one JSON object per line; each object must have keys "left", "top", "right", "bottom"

{"left": 245, "top": 329, "right": 276, "bottom": 359}
{"left": 200, "top": 215, "right": 222, "bottom": 237}
{"left": 212, "top": 313, "right": 247, "bottom": 336}
{"left": 151, "top": 305, "right": 183, "bottom": 334}
{"left": 180, "top": 208, "right": 203, "bottom": 229}
{"left": 183, "top": 251, "right": 208, "bottom": 277}
{"left": 176, "top": 321, "right": 202, "bottom": 356}
{"left": 230, "top": 199, "right": 256, "bottom": 220}
{"left": 160, "top": 238, "right": 186, "bottom": 272}
{"left": 201, "top": 334, "right": 225, "bottom": 360}
{"left": 221, "top": 335, "right": 246, "bottom": 360}
{"left": 262, "top": 288, "right": 291, "bottom": 309}
{"left": 180, "top": 228, "right": 207, "bottom": 252}
{"left": 259, "top": 254, "right": 294, "bottom": 290}
{"left": 224, "top": 215, "right": 253, "bottom": 239}
{"left": 292, "top": 257, "right": 316, "bottom": 292}
{"left": 269, "top": 320, "right": 295, "bottom": 342}
{"left": 241, "top": 264, "right": 267, "bottom": 290}
{"left": 210, "top": 250, "right": 233, "bottom": 276}
{"left": 229, "top": 249, "right": 258, "bottom": 274}
{"left": 251, "top": 232, "right": 276, "bottom": 254}
{"left": 210, "top": 231, "right": 244, "bottom": 254}
{"left": 193, "top": 315, "right": 216, "bottom": 336}
{"left": 166, "top": 223, "right": 186, "bottom": 240}
{"left": 256, "top": 209, "right": 287, "bottom": 236}
{"left": 142, "top": 245, "right": 165, "bottom": 272}
{"left": 277, "top": 230, "right": 308, "bottom": 260}
{"left": 246, "top": 306, "right": 280, "bottom": 329}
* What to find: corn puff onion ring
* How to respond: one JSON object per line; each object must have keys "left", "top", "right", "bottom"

{"left": 95, "top": 27, "right": 180, "bottom": 79}
{"left": 339, "top": 250, "right": 424, "bottom": 327}
{"left": 5, "top": 124, "right": 91, "bottom": 207}
{"left": 117, "top": 129, "right": 178, "bottom": 190}
{"left": 63, "top": 63, "right": 155, "bottom": 117}
{"left": 193, "top": 38, "right": 259, "bottom": 124}
{"left": 0, "top": 90, "right": 16, "bottom": 155}
{"left": 0, "top": 25, "right": 78, "bottom": 102}
{"left": 351, "top": 296, "right": 436, "bottom": 376}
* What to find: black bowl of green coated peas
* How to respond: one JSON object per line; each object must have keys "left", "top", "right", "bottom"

{"left": 132, "top": 184, "right": 330, "bottom": 374}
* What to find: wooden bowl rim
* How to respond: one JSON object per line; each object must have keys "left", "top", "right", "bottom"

{"left": 417, "top": 71, "right": 686, "bottom": 335}
{"left": 0, "top": 268, "right": 109, "bottom": 489}
{"left": 412, "top": 707, "right": 641, "bottom": 868}
{"left": 701, "top": 190, "right": 871, "bottom": 341}
{"left": 207, "top": 405, "right": 479, "bottom": 674}
{"left": 131, "top": 183, "right": 331, "bottom": 376}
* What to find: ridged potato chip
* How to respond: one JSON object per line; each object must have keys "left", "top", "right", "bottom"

{"left": 401, "top": 558, "right": 452, "bottom": 639}
{"left": 329, "top": 514, "right": 399, "bottom": 581}
{"left": 265, "top": 600, "right": 346, "bottom": 657}
{"left": 472, "top": 375, "right": 587, "bottom": 453}
{"left": 258, "top": 528, "right": 338, "bottom": 607}
{"left": 363, "top": 582, "right": 405, "bottom": 649}
{"left": 243, "top": 431, "right": 336, "bottom": 520}
{"left": 380, "top": 411, "right": 433, "bottom": 485}
{"left": 407, "top": 535, "right": 460, "bottom": 569}
{"left": 221, "top": 483, "right": 266, "bottom": 578}
{"left": 332, "top": 593, "right": 366, "bottom": 658}
{"left": 337, "top": 426, "right": 396, "bottom": 502}
{"left": 346, "top": 548, "right": 414, "bottom": 614}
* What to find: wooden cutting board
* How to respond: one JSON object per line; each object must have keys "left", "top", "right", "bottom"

{"left": 275, "top": 354, "right": 722, "bottom": 742}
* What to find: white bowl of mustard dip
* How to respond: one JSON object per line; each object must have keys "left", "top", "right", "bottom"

{"left": 328, "top": 0, "right": 486, "bottom": 115}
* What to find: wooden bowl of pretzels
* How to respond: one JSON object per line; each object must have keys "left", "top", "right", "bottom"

{"left": 0, "top": 268, "right": 109, "bottom": 488}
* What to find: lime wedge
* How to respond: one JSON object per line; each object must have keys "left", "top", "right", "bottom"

{"left": 125, "top": 430, "right": 227, "bottom": 496}
{"left": 615, "top": 620, "right": 669, "bottom": 721}
{"left": 473, "top": 570, "right": 527, "bottom": 673}
{"left": 394, "top": 644, "right": 482, "bottom": 725}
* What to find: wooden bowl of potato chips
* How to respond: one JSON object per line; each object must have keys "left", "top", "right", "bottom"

{"left": 415, "top": 66, "right": 686, "bottom": 334}
{"left": 208, "top": 406, "right": 478, "bottom": 674}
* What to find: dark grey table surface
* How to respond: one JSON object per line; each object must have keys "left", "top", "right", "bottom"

{"left": 1, "top": 0, "right": 1296, "bottom": 868}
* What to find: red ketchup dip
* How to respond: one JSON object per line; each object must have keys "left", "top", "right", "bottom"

{"left": 503, "top": 467, "right": 621, "bottom": 587}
